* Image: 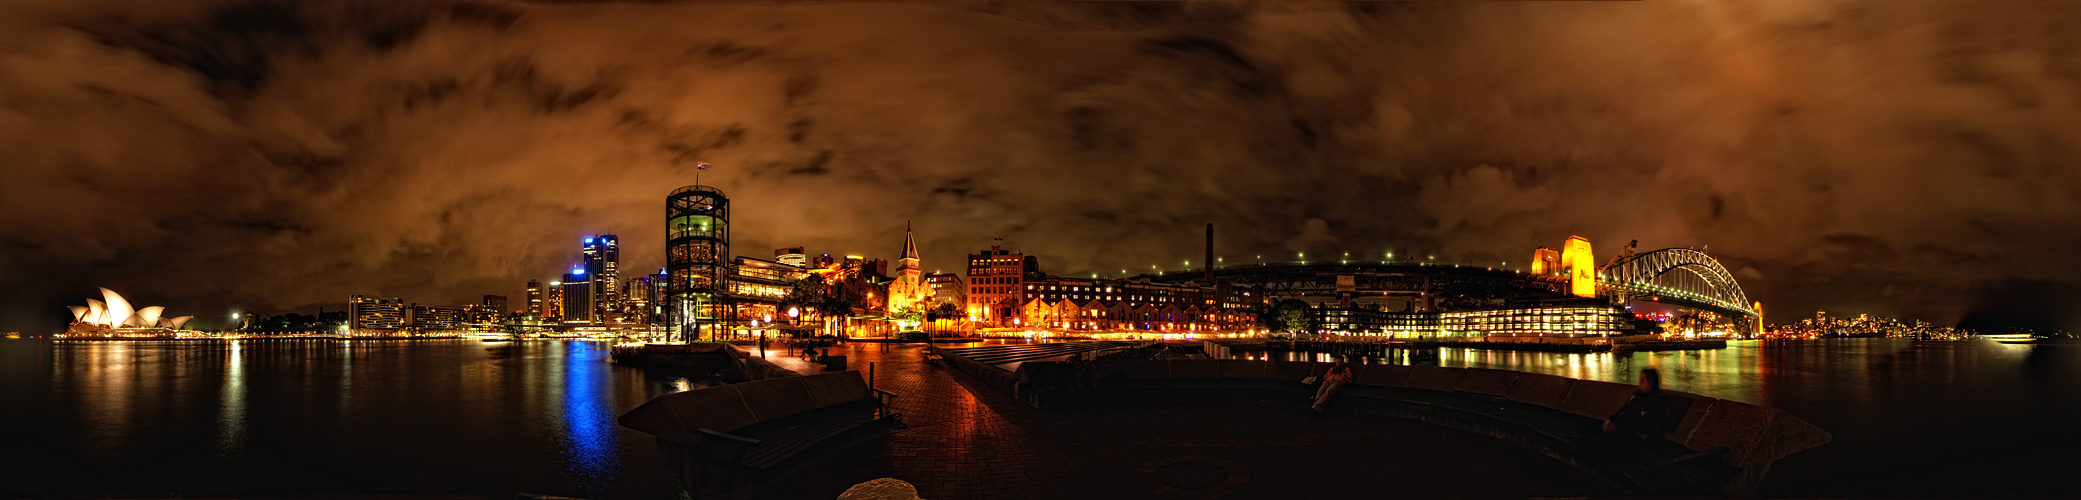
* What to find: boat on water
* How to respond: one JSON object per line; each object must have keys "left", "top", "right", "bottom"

{"left": 1996, "top": 337, "right": 2081, "bottom": 346}
{"left": 1613, "top": 339, "right": 1728, "bottom": 352}
{"left": 475, "top": 331, "right": 513, "bottom": 341}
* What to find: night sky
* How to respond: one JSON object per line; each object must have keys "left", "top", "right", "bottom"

{"left": 3, "top": 1, "right": 2079, "bottom": 333}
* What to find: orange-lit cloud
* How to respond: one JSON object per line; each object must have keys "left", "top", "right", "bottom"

{"left": 2, "top": 0, "right": 2079, "bottom": 331}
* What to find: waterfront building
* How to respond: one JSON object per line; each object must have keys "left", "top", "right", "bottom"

{"left": 1316, "top": 307, "right": 1441, "bottom": 337}
{"left": 525, "top": 279, "right": 543, "bottom": 317}
{"left": 63, "top": 288, "right": 193, "bottom": 335}
{"left": 1015, "top": 297, "right": 1254, "bottom": 333}
{"left": 1437, "top": 305, "right": 1631, "bottom": 338}
{"left": 1304, "top": 300, "right": 1631, "bottom": 339}
{"left": 728, "top": 256, "right": 810, "bottom": 333}
{"left": 348, "top": 295, "right": 406, "bottom": 331}
{"left": 665, "top": 185, "right": 729, "bottom": 341}
{"left": 408, "top": 304, "right": 465, "bottom": 332}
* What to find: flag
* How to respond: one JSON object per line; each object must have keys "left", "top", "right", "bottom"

{"left": 695, "top": 162, "right": 710, "bottom": 170}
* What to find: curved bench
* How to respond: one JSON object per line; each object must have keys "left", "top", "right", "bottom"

{"left": 619, "top": 370, "right": 900, "bottom": 499}
{"left": 997, "top": 359, "right": 1828, "bottom": 494}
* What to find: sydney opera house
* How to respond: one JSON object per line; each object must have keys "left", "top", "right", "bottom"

{"left": 65, "top": 288, "right": 193, "bottom": 336}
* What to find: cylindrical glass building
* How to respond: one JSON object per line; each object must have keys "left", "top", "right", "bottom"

{"left": 665, "top": 185, "right": 729, "bottom": 342}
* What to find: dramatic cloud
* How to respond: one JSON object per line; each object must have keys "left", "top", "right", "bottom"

{"left": 3, "top": 0, "right": 2079, "bottom": 332}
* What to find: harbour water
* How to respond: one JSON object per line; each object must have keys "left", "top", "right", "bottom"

{"left": 4, "top": 338, "right": 2077, "bottom": 497}
{"left": 0, "top": 339, "right": 688, "bottom": 498}
{"left": 1268, "top": 338, "right": 2081, "bottom": 497}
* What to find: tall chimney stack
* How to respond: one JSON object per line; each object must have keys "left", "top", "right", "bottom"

{"left": 1205, "top": 223, "right": 1215, "bottom": 284}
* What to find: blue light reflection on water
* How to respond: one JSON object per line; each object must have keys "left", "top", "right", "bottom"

{"left": 0, "top": 339, "right": 684, "bottom": 498}
{"left": 558, "top": 341, "right": 621, "bottom": 493}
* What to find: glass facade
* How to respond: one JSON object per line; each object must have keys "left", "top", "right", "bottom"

{"left": 1439, "top": 306, "right": 1629, "bottom": 337}
{"left": 1313, "top": 305, "right": 1630, "bottom": 338}
{"left": 1316, "top": 309, "right": 1440, "bottom": 338}
{"left": 665, "top": 186, "right": 729, "bottom": 342}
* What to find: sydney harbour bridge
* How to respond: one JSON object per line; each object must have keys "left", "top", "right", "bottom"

{"left": 1130, "top": 235, "right": 1759, "bottom": 330}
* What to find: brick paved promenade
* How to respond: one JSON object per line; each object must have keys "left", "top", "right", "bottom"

{"left": 742, "top": 340, "right": 1608, "bottom": 499}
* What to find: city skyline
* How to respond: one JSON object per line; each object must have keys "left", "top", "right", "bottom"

{"left": 5, "top": 1, "right": 2081, "bottom": 334}
{"left": 8, "top": 3, "right": 2080, "bottom": 498}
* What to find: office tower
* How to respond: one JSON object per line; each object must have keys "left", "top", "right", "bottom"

{"left": 622, "top": 278, "right": 649, "bottom": 325}
{"left": 545, "top": 282, "right": 564, "bottom": 320}
{"left": 525, "top": 279, "right": 543, "bottom": 317}
{"left": 924, "top": 272, "right": 965, "bottom": 308}
{"left": 584, "top": 235, "right": 621, "bottom": 322}
{"left": 561, "top": 270, "right": 593, "bottom": 324}
{"left": 483, "top": 295, "right": 508, "bottom": 321}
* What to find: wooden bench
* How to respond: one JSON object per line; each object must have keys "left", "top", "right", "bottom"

{"left": 1006, "top": 359, "right": 1827, "bottom": 494}
{"left": 619, "top": 370, "right": 900, "bottom": 499}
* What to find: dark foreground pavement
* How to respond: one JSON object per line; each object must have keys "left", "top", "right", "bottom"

{"left": 745, "top": 341, "right": 1609, "bottom": 500}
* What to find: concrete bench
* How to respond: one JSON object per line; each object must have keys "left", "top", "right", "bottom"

{"left": 619, "top": 370, "right": 900, "bottom": 499}
{"left": 1007, "top": 359, "right": 1827, "bottom": 494}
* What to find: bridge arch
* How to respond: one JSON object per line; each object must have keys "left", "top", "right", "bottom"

{"left": 1600, "top": 248, "right": 1753, "bottom": 316}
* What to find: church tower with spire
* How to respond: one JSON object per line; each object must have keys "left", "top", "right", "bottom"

{"left": 899, "top": 222, "right": 921, "bottom": 279}
{"left": 887, "top": 221, "right": 932, "bottom": 315}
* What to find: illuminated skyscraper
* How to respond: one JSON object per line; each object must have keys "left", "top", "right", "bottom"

{"left": 561, "top": 269, "right": 593, "bottom": 324}
{"left": 544, "top": 282, "right": 564, "bottom": 320}
{"left": 526, "top": 279, "right": 544, "bottom": 317}
{"left": 585, "top": 235, "right": 621, "bottom": 321}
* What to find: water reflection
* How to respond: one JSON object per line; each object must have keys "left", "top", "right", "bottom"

{"left": 218, "top": 340, "right": 246, "bottom": 459}
{"left": 558, "top": 341, "right": 621, "bottom": 492}
{"left": 4, "top": 339, "right": 680, "bottom": 498}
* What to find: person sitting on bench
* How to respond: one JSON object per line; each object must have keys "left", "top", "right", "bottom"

{"left": 1311, "top": 358, "right": 1354, "bottom": 419}
{"left": 1602, "top": 367, "right": 1676, "bottom": 448}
